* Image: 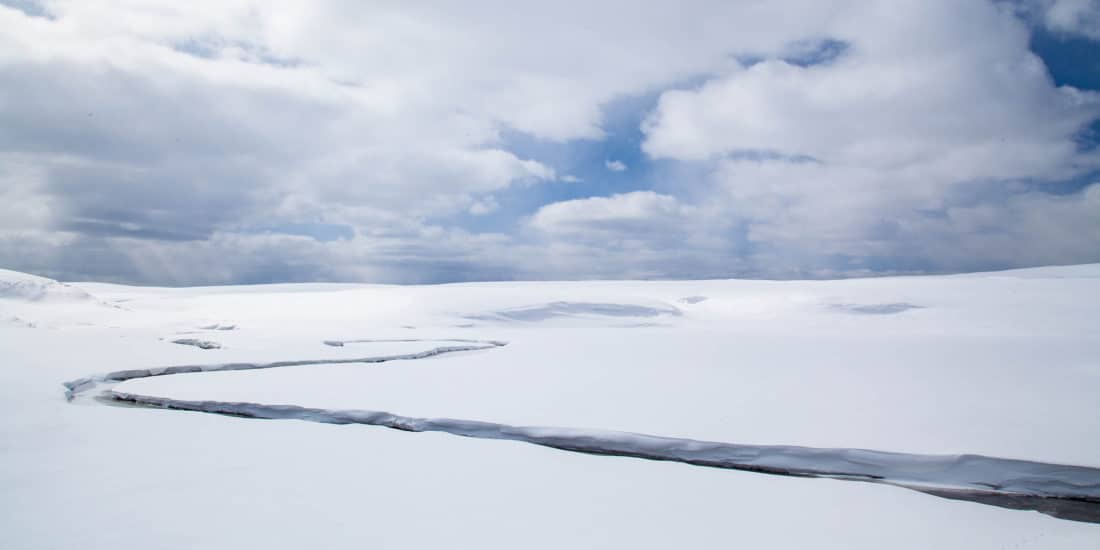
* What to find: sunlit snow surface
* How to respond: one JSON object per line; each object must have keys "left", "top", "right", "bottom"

{"left": 3, "top": 265, "right": 1100, "bottom": 548}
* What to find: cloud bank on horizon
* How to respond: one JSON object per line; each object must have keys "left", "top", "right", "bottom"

{"left": 0, "top": 0, "right": 1098, "bottom": 284}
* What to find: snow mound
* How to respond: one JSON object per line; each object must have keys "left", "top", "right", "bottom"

{"left": 0, "top": 269, "right": 95, "bottom": 303}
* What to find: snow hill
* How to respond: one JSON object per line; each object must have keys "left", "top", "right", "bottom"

{"left": 0, "top": 268, "right": 95, "bottom": 302}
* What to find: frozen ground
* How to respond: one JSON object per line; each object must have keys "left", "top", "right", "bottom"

{"left": 2, "top": 266, "right": 1099, "bottom": 548}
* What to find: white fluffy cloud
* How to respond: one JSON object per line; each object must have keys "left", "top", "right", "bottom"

{"left": 635, "top": 0, "right": 1100, "bottom": 274}
{"left": 644, "top": 2, "right": 1097, "bottom": 169}
{"left": 531, "top": 191, "right": 694, "bottom": 236}
{"left": 1026, "top": 0, "right": 1100, "bottom": 39}
{"left": 526, "top": 191, "right": 739, "bottom": 279}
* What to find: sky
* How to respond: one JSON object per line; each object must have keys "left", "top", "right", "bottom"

{"left": 0, "top": 0, "right": 1098, "bottom": 285}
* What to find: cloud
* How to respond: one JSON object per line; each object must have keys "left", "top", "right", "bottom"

{"left": 523, "top": 192, "right": 739, "bottom": 279}
{"left": 531, "top": 191, "right": 692, "bottom": 236}
{"left": 1022, "top": 0, "right": 1100, "bottom": 39}
{"left": 522, "top": 191, "right": 741, "bottom": 278}
{"left": 0, "top": 1, "right": 1098, "bottom": 283}
{"left": 0, "top": 0, "right": 836, "bottom": 283}
{"left": 468, "top": 196, "right": 499, "bottom": 216}
{"left": 643, "top": 10, "right": 1098, "bottom": 169}
{"left": 605, "top": 160, "right": 627, "bottom": 172}
{"left": 635, "top": 0, "right": 1100, "bottom": 275}
{"left": 899, "top": 184, "right": 1100, "bottom": 271}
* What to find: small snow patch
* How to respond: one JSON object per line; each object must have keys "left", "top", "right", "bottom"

{"left": 172, "top": 338, "right": 222, "bottom": 350}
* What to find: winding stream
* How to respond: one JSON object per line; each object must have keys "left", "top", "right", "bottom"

{"left": 64, "top": 338, "right": 1100, "bottom": 524}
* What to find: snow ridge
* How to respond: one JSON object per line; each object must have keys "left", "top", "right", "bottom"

{"left": 0, "top": 268, "right": 94, "bottom": 302}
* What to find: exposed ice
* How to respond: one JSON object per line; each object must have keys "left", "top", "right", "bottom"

{"left": 63, "top": 339, "right": 508, "bottom": 401}
{"left": 678, "top": 295, "right": 708, "bottom": 304}
{"left": 200, "top": 324, "right": 237, "bottom": 331}
{"left": 172, "top": 338, "right": 223, "bottom": 350}
{"left": 829, "top": 302, "right": 924, "bottom": 315}
{"left": 468, "top": 301, "right": 681, "bottom": 322}
{"left": 63, "top": 333, "right": 1100, "bottom": 524}
{"left": 106, "top": 388, "right": 1100, "bottom": 523}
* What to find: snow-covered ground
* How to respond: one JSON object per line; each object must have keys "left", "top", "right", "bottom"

{"left": 2, "top": 266, "right": 1099, "bottom": 548}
